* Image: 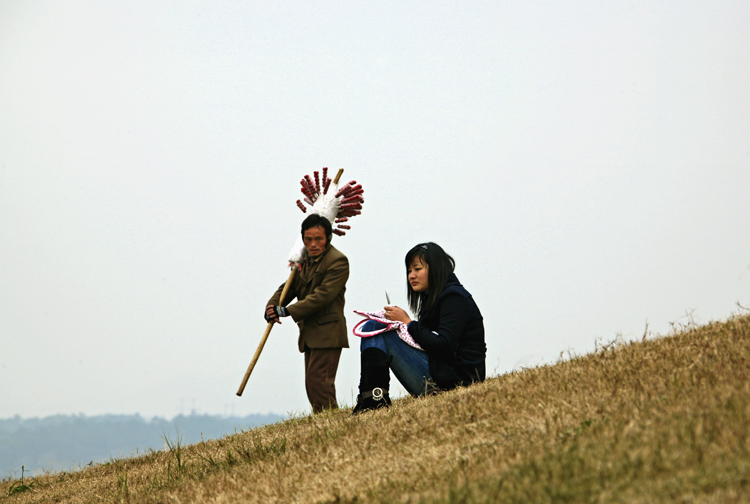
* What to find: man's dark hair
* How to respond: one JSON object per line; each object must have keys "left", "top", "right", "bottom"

{"left": 301, "top": 213, "right": 333, "bottom": 244}
{"left": 405, "top": 242, "right": 455, "bottom": 316}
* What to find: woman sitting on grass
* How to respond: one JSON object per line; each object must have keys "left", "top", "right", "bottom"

{"left": 353, "top": 242, "right": 487, "bottom": 414}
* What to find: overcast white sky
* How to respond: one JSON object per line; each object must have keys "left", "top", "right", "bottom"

{"left": 1, "top": 1, "right": 749, "bottom": 420}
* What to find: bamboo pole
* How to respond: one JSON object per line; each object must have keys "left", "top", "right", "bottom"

{"left": 236, "top": 168, "right": 345, "bottom": 397}
{"left": 236, "top": 268, "right": 296, "bottom": 396}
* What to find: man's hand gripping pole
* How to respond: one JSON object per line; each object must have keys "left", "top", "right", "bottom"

{"left": 236, "top": 169, "right": 344, "bottom": 397}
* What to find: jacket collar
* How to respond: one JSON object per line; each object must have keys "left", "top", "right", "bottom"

{"left": 419, "top": 272, "right": 462, "bottom": 318}
{"left": 306, "top": 243, "right": 332, "bottom": 266}
{"left": 446, "top": 272, "right": 460, "bottom": 287}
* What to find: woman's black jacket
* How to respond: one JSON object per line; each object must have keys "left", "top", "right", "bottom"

{"left": 407, "top": 273, "right": 486, "bottom": 390}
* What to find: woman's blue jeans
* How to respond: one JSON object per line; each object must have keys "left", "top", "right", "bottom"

{"left": 359, "top": 320, "right": 435, "bottom": 396}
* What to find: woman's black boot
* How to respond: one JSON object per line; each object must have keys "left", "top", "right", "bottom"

{"left": 352, "top": 348, "right": 391, "bottom": 414}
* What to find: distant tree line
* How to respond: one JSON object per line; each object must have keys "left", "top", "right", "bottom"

{"left": 0, "top": 413, "right": 284, "bottom": 478}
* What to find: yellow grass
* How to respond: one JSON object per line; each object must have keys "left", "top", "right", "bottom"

{"left": 3, "top": 313, "right": 750, "bottom": 503}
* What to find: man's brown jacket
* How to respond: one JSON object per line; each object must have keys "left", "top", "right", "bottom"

{"left": 267, "top": 243, "right": 349, "bottom": 352}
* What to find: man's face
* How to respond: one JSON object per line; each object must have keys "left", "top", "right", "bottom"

{"left": 303, "top": 226, "right": 328, "bottom": 257}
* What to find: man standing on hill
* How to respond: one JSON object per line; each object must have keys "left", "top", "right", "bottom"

{"left": 265, "top": 213, "right": 350, "bottom": 413}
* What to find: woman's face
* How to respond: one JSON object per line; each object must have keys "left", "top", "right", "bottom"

{"left": 408, "top": 258, "right": 429, "bottom": 292}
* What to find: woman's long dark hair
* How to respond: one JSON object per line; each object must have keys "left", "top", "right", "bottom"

{"left": 405, "top": 242, "right": 455, "bottom": 317}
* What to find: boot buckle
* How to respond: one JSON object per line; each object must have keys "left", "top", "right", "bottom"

{"left": 372, "top": 387, "right": 384, "bottom": 401}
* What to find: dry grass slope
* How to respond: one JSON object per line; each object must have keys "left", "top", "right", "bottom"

{"left": 3, "top": 313, "right": 749, "bottom": 503}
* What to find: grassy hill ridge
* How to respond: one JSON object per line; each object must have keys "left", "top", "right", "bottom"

{"left": 4, "top": 313, "right": 749, "bottom": 503}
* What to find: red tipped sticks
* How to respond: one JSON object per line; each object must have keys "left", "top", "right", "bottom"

{"left": 322, "top": 167, "right": 330, "bottom": 194}
{"left": 294, "top": 168, "right": 364, "bottom": 236}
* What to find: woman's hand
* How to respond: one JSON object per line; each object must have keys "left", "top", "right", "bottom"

{"left": 384, "top": 305, "right": 412, "bottom": 325}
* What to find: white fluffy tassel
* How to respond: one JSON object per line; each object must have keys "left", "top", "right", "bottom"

{"left": 309, "top": 182, "right": 341, "bottom": 222}
{"left": 287, "top": 235, "right": 306, "bottom": 264}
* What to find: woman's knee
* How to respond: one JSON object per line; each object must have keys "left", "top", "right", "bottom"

{"left": 360, "top": 332, "right": 387, "bottom": 352}
{"left": 361, "top": 320, "right": 388, "bottom": 332}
